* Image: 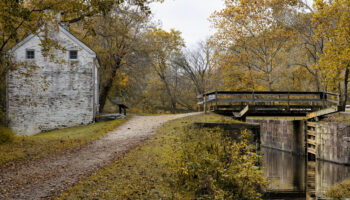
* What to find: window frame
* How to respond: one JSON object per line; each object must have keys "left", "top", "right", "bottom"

{"left": 26, "top": 49, "right": 35, "bottom": 60}
{"left": 69, "top": 50, "right": 78, "bottom": 60}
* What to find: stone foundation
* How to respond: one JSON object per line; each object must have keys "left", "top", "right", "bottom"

{"left": 316, "top": 122, "right": 350, "bottom": 165}
{"left": 247, "top": 119, "right": 306, "bottom": 155}
{"left": 248, "top": 118, "right": 350, "bottom": 165}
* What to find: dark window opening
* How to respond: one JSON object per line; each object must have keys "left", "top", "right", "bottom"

{"left": 26, "top": 50, "right": 35, "bottom": 59}
{"left": 69, "top": 50, "right": 78, "bottom": 59}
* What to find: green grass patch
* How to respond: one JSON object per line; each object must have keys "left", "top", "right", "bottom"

{"left": 0, "top": 117, "right": 129, "bottom": 169}
{"left": 58, "top": 113, "right": 266, "bottom": 200}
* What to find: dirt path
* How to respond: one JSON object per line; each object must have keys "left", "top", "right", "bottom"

{"left": 0, "top": 113, "right": 198, "bottom": 200}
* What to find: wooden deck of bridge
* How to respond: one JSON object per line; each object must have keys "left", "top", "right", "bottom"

{"left": 197, "top": 91, "right": 340, "bottom": 116}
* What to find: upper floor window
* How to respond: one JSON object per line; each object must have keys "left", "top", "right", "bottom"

{"left": 26, "top": 50, "right": 35, "bottom": 59}
{"left": 69, "top": 50, "right": 78, "bottom": 60}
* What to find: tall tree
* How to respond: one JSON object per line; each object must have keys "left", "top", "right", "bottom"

{"left": 72, "top": 4, "right": 153, "bottom": 112}
{"left": 174, "top": 40, "right": 215, "bottom": 95}
{"left": 211, "top": 0, "right": 292, "bottom": 91}
{"left": 145, "top": 28, "right": 185, "bottom": 111}
{"left": 270, "top": 1, "right": 326, "bottom": 92}
{"left": 313, "top": 0, "right": 350, "bottom": 110}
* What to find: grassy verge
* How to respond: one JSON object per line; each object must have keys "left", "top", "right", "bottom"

{"left": 193, "top": 113, "right": 241, "bottom": 123}
{"left": 58, "top": 113, "right": 265, "bottom": 200}
{"left": 324, "top": 112, "right": 350, "bottom": 124}
{"left": 327, "top": 178, "right": 350, "bottom": 198}
{"left": 0, "top": 117, "right": 129, "bottom": 169}
{"left": 248, "top": 116, "right": 306, "bottom": 120}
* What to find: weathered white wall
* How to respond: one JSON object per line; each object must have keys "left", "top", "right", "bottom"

{"left": 7, "top": 27, "right": 97, "bottom": 136}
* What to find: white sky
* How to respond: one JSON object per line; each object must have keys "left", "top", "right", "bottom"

{"left": 150, "top": 0, "right": 224, "bottom": 48}
{"left": 150, "top": 0, "right": 314, "bottom": 48}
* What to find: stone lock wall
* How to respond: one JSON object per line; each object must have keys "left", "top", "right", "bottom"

{"left": 316, "top": 122, "right": 350, "bottom": 165}
{"left": 7, "top": 28, "right": 97, "bottom": 136}
{"left": 247, "top": 119, "right": 306, "bottom": 155}
{"left": 248, "top": 118, "right": 350, "bottom": 165}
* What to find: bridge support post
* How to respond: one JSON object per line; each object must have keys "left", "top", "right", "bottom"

{"left": 287, "top": 92, "right": 290, "bottom": 112}
{"left": 321, "top": 93, "right": 325, "bottom": 109}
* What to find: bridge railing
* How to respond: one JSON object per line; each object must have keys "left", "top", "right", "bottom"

{"left": 197, "top": 91, "right": 339, "bottom": 112}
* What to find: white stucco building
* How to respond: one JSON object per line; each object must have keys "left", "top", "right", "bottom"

{"left": 7, "top": 24, "right": 99, "bottom": 136}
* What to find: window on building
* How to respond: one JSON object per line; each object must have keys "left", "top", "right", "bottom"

{"left": 69, "top": 50, "right": 78, "bottom": 60}
{"left": 26, "top": 50, "right": 35, "bottom": 59}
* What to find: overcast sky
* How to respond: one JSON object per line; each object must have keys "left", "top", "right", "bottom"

{"left": 150, "top": 0, "right": 224, "bottom": 48}
{"left": 150, "top": 0, "right": 314, "bottom": 48}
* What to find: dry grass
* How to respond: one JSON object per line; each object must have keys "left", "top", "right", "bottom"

{"left": 57, "top": 114, "right": 250, "bottom": 200}
{"left": 0, "top": 117, "right": 129, "bottom": 169}
{"left": 0, "top": 126, "right": 14, "bottom": 144}
{"left": 323, "top": 112, "right": 350, "bottom": 124}
{"left": 248, "top": 116, "right": 306, "bottom": 120}
{"left": 327, "top": 178, "right": 350, "bottom": 198}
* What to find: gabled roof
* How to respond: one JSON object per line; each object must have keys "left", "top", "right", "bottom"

{"left": 59, "top": 25, "right": 96, "bottom": 56}
{"left": 8, "top": 34, "right": 36, "bottom": 53}
{"left": 8, "top": 24, "right": 96, "bottom": 56}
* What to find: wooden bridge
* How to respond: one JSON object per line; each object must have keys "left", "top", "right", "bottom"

{"left": 197, "top": 91, "right": 340, "bottom": 117}
{"left": 198, "top": 91, "right": 341, "bottom": 158}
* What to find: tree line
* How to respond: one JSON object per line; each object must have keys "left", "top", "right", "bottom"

{"left": 0, "top": 0, "right": 214, "bottom": 118}
{"left": 101, "top": 0, "right": 349, "bottom": 113}
{"left": 0, "top": 0, "right": 349, "bottom": 121}
{"left": 210, "top": 0, "right": 349, "bottom": 110}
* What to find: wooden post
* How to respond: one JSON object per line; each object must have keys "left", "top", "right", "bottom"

{"left": 278, "top": 95, "right": 281, "bottom": 106}
{"left": 252, "top": 92, "right": 256, "bottom": 105}
{"left": 287, "top": 92, "right": 290, "bottom": 111}
{"left": 119, "top": 106, "right": 122, "bottom": 114}
{"left": 337, "top": 94, "right": 340, "bottom": 106}
{"left": 321, "top": 93, "right": 325, "bottom": 108}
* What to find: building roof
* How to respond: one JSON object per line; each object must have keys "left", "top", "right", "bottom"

{"left": 8, "top": 24, "right": 96, "bottom": 57}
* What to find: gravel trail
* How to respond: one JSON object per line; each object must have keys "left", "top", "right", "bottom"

{"left": 0, "top": 113, "right": 198, "bottom": 200}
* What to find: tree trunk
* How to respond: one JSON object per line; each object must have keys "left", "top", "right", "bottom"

{"left": 268, "top": 73, "right": 273, "bottom": 91}
{"left": 99, "top": 57, "right": 122, "bottom": 112}
{"left": 170, "top": 98, "right": 177, "bottom": 112}
{"left": 341, "top": 66, "right": 349, "bottom": 111}
{"left": 163, "top": 81, "right": 177, "bottom": 113}
{"left": 248, "top": 67, "right": 255, "bottom": 90}
{"left": 315, "top": 71, "right": 321, "bottom": 92}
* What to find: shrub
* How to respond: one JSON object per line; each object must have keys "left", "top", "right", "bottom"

{"left": 327, "top": 178, "right": 350, "bottom": 199}
{"left": 0, "top": 109, "right": 5, "bottom": 126}
{"left": 0, "top": 126, "right": 14, "bottom": 144}
{"left": 174, "top": 127, "right": 268, "bottom": 200}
